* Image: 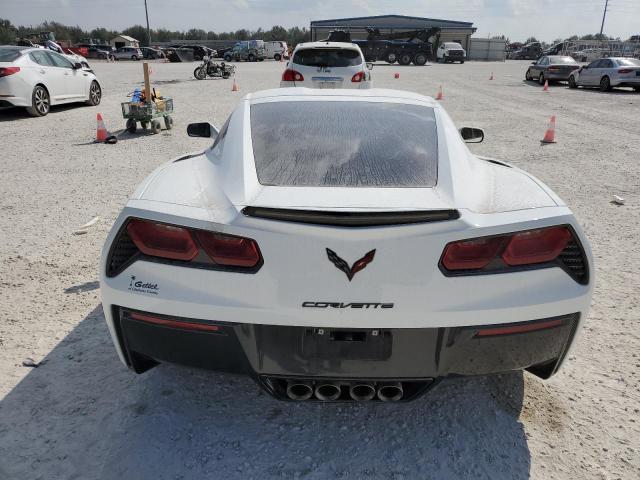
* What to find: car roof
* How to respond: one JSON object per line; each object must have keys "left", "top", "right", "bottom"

{"left": 295, "top": 41, "right": 360, "bottom": 51}
{"left": 246, "top": 88, "right": 437, "bottom": 107}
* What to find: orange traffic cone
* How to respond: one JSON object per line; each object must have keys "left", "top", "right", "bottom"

{"left": 489, "top": 72, "right": 494, "bottom": 80}
{"left": 96, "top": 113, "right": 108, "bottom": 142}
{"left": 543, "top": 79, "right": 549, "bottom": 91}
{"left": 541, "top": 115, "right": 557, "bottom": 143}
{"left": 435, "top": 85, "right": 443, "bottom": 100}
{"left": 394, "top": 72, "right": 400, "bottom": 79}
{"left": 231, "top": 78, "right": 238, "bottom": 92}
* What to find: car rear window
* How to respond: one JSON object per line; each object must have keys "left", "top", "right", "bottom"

{"left": 549, "top": 56, "right": 577, "bottom": 64}
{"left": 616, "top": 58, "right": 640, "bottom": 66}
{"left": 250, "top": 101, "right": 438, "bottom": 188}
{"left": 293, "top": 48, "right": 362, "bottom": 67}
{"left": 0, "top": 48, "right": 23, "bottom": 62}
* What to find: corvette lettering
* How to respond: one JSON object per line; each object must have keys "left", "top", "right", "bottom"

{"left": 302, "top": 302, "right": 394, "bottom": 309}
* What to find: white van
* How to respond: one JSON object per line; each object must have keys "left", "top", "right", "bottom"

{"left": 265, "top": 41, "right": 288, "bottom": 61}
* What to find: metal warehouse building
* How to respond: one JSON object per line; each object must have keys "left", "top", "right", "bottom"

{"left": 310, "top": 14, "right": 476, "bottom": 52}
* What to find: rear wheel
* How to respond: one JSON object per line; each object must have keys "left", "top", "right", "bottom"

{"left": 126, "top": 118, "right": 137, "bottom": 134}
{"left": 413, "top": 53, "right": 427, "bottom": 66}
{"left": 248, "top": 54, "right": 256, "bottom": 62}
{"left": 274, "top": 53, "right": 281, "bottom": 61}
{"left": 26, "top": 85, "right": 50, "bottom": 117}
{"left": 568, "top": 75, "right": 577, "bottom": 89}
{"left": 600, "top": 76, "right": 611, "bottom": 91}
{"left": 164, "top": 115, "right": 173, "bottom": 130}
{"left": 132, "top": 55, "right": 139, "bottom": 61}
{"left": 151, "top": 119, "right": 162, "bottom": 134}
{"left": 224, "top": 55, "right": 232, "bottom": 62}
{"left": 385, "top": 52, "right": 397, "bottom": 64}
{"left": 398, "top": 53, "right": 412, "bottom": 66}
{"left": 86, "top": 80, "right": 101, "bottom": 106}
{"left": 538, "top": 72, "right": 545, "bottom": 85}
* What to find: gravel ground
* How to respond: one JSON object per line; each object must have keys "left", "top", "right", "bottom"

{"left": 0, "top": 60, "right": 638, "bottom": 480}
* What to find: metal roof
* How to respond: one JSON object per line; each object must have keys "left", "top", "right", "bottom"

{"left": 311, "top": 14, "right": 473, "bottom": 29}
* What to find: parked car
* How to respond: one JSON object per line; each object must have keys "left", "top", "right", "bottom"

{"left": 169, "top": 45, "right": 215, "bottom": 61}
{"left": 0, "top": 46, "right": 101, "bottom": 116}
{"left": 265, "top": 40, "right": 289, "bottom": 61}
{"left": 512, "top": 42, "right": 542, "bottom": 60}
{"left": 223, "top": 40, "right": 265, "bottom": 62}
{"left": 569, "top": 57, "right": 640, "bottom": 91}
{"left": 525, "top": 55, "right": 580, "bottom": 85}
{"left": 75, "top": 43, "right": 115, "bottom": 60}
{"left": 113, "top": 46, "right": 143, "bottom": 61}
{"left": 571, "top": 48, "right": 605, "bottom": 63}
{"left": 281, "top": 42, "right": 372, "bottom": 89}
{"left": 100, "top": 87, "right": 593, "bottom": 403}
{"left": 140, "top": 47, "right": 164, "bottom": 59}
{"left": 436, "top": 42, "right": 466, "bottom": 63}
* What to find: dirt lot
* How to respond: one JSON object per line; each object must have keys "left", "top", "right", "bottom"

{"left": 0, "top": 59, "right": 638, "bottom": 480}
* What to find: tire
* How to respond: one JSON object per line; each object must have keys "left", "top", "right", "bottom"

{"left": 274, "top": 53, "right": 281, "bottom": 62}
{"left": 398, "top": 53, "right": 412, "bottom": 66}
{"left": 224, "top": 55, "right": 232, "bottom": 62}
{"left": 634, "top": 86, "right": 640, "bottom": 92}
{"left": 131, "top": 55, "right": 138, "bottom": 61}
{"left": 385, "top": 52, "right": 397, "bottom": 64}
{"left": 248, "top": 54, "right": 256, "bottom": 62}
{"left": 109, "top": 55, "right": 115, "bottom": 62}
{"left": 222, "top": 72, "right": 230, "bottom": 79}
{"left": 460, "top": 60, "right": 464, "bottom": 64}
{"left": 525, "top": 69, "right": 532, "bottom": 81}
{"left": 538, "top": 72, "right": 545, "bottom": 85}
{"left": 568, "top": 75, "right": 577, "bottom": 89}
{"left": 86, "top": 80, "right": 101, "bottom": 106}
{"left": 413, "top": 53, "right": 427, "bottom": 66}
{"left": 443, "top": 55, "right": 448, "bottom": 63}
{"left": 26, "top": 85, "right": 50, "bottom": 117}
{"left": 164, "top": 115, "right": 173, "bottom": 130}
{"left": 194, "top": 67, "right": 206, "bottom": 80}
{"left": 600, "top": 76, "right": 611, "bottom": 92}
{"left": 126, "top": 118, "right": 137, "bottom": 134}
{"left": 140, "top": 121, "right": 148, "bottom": 130}
{"left": 151, "top": 119, "right": 162, "bottom": 134}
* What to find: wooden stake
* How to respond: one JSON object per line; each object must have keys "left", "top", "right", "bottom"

{"left": 143, "top": 62, "right": 151, "bottom": 102}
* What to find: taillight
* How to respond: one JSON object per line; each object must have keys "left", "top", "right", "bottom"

{"left": 0, "top": 67, "right": 20, "bottom": 77}
{"left": 282, "top": 69, "right": 304, "bottom": 82}
{"left": 195, "top": 231, "right": 261, "bottom": 268}
{"left": 107, "top": 218, "right": 263, "bottom": 276}
{"left": 129, "top": 311, "right": 220, "bottom": 332}
{"left": 126, "top": 219, "right": 198, "bottom": 261}
{"left": 501, "top": 227, "right": 571, "bottom": 266}
{"left": 351, "top": 71, "right": 365, "bottom": 82}
{"left": 440, "top": 226, "right": 584, "bottom": 281}
{"left": 618, "top": 68, "right": 633, "bottom": 74}
{"left": 441, "top": 236, "right": 508, "bottom": 270}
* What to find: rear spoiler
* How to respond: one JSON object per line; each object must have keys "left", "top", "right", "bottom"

{"left": 242, "top": 207, "right": 460, "bottom": 227}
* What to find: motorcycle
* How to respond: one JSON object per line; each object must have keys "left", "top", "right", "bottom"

{"left": 194, "top": 57, "right": 236, "bottom": 80}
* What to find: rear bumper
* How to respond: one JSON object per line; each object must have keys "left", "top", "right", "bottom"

{"left": 612, "top": 78, "right": 640, "bottom": 87}
{"left": 111, "top": 306, "right": 580, "bottom": 401}
{"left": 545, "top": 72, "right": 574, "bottom": 81}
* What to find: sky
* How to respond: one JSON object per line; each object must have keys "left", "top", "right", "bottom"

{"left": 2, "top": 0, "right": 639, "bottom": 42}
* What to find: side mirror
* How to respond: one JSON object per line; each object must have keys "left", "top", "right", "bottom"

{"left": 366, "top": 62, "right": 374, "bottom": 70}
{"left": 459, "top": 127, "right": 484, "bottom": 143}
{"left": 187, "top": 122, "right": 219, "bottom": 139}
{"left": 73, "top": 62, "right": 82, "bottom": 69}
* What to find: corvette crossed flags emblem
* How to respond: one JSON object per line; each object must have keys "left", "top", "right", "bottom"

{"left": 326, "top": 248, "right": 376, "bottom": 281}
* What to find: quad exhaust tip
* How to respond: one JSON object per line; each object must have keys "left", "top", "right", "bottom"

{"left": 286, "top": 381, "right": 313, "bottom": 401}
{"left": 314, "top": 382, "right": 342, "bottom": 401}
{"left": 377, "top": 382, "right": 404, "bottom": 402}
{"left": 349, "top": 383, "right": 376, "bottom": 402}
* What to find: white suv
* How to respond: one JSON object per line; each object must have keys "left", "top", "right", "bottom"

{"left": 280, "top": 42, "right": 372, "bottom": 89}
{"left": 436, "top": 42, "right": 466, "bottom": 63}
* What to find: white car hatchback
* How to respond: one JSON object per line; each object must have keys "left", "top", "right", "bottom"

{"left": 0, "top": 46, "right": 102, "bottom": 116}
{"left": 281, "top": 42, "right": 372, "bottom": 89}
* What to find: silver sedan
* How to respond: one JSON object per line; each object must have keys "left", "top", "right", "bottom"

{"left": 569, "top": 57, "right": 640, "bottom": 92}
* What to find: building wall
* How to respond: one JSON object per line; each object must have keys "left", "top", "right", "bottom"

{"left": 468, "top": 38, "right": 507, "bottom": 61}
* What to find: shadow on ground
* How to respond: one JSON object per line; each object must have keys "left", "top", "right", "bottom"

{"left": 0, "top": 306, "right": 531, "bottom": 480}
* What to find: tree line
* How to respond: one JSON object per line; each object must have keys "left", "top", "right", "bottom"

{"left": 0, "top": 19, "right": 310, "bottom": 47}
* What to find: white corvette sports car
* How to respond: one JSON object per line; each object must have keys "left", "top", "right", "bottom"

{"left": 100, "top": 88, "right": 593, "bottom": 402}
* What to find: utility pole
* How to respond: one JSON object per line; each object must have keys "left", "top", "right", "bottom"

{"left": 599, "top": 0, "right": 609, "bottom": 36}
{"left": 144, "top": 0, "right": 151, "bottom": 46}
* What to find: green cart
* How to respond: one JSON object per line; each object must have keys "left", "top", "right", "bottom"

{"left": 121, "top": 98, "right": 174, "bottom": 134}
